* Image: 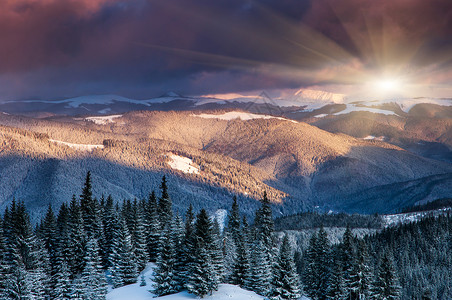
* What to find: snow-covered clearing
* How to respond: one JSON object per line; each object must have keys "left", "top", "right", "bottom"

{"left": 85, "top": 115, "right": 122, "bottom": 125}
{"left": 168, "top": 154, "right": 199, "bottom": 174}
{"left": 192, "top": 111, "right": 297, "bottom": 123}
{"left": 382, "top": 208, "right": 451, "bottom": 227}
{"left": 334, "top": 104, "right": 397, "bottom": 116}
{"left": 49, "top": 139, "right": 104, "bottom": 151}
{"left": 107, "top": 263, "right": 278, "bottom": 300}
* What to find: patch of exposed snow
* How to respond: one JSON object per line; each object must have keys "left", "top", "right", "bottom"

{"left": 107, "top": 263, "right": 155, "bottom": 300}
{"left": 192, "top": 111, "right": 297, "bottom": 123}
{"left": 382, "top": 208, "right": 451, "bottom": 228}
{"left": 1, "top": 112, "right": 10, "bottom": 115}
{"left": 85, "top": 115, "right": 122, "bottom": 125}
{"left": 334, "top": 104, "right": 397, "bottom": 116}
{"left": 363, "top": 135, "right": 385, "bottom": 141}
{"left": 49, "top": 139, "right": 104, "bottom": 151}
{"left": 168, "top": 154, "right": 199, "bottom": 174}
{"left": 313, "top": 113, "right": 328, "bottom": 118}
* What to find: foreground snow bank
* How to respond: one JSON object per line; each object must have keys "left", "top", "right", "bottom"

{"left": 107, "top": 263, "right": 267, "bottom": 300}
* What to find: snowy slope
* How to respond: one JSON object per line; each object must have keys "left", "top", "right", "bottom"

{"left": 85, "top": 115, "right": 122, "bottom": 125}
{"left": 107, "top": 263, "right": 275, "bottom": 300}
{"left": 333, "top": 104, "right": 397, "bottom": 116}
{"left": 48, "top": 139, "right": 104, "bottom": 151}
{"left": 382, "top": 208, "right": 451, "bottom": 228}
{"left": 167, "top": 154, "right": 199, "bottom": 174}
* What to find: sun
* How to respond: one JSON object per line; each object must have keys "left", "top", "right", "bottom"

{"left": 375, "top": 78, "right": 400, "bottom": 92}
{"left": 365, "top": 76, "right": 406, "bottom": 98}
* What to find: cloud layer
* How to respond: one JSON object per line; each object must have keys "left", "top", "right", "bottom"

{"left": 1, "top": 0, "right": 451, "bottom": 100}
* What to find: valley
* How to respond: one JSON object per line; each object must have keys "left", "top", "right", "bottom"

{"left": 1, "top": 95, "right": 451, "bottom": 218}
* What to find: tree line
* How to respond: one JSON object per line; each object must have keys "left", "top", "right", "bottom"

{"left": 0, "top": 172, "right": 300, "bottom": 299}
{"left": 1, "top": 171, "right": 449, "bottom": 299}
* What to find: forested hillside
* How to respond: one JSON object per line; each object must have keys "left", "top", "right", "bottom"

{"left": 2, "top": 173, "right": 449, "bottom": 299}
{"left": 1, "top": 110, "right": 451, "bottom": 217}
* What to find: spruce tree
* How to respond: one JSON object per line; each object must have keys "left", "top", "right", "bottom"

{"left": 180, "top": 204, "right": 195, "bottom": 289}
{"left": 133, "top": 205, "right": 149, "bottom": 271}
{"left": 68, "top": 195, "right": 86, "bottom": 276}
{"left": 108, "top": 215, "right": 138, "bottom": 288}
{"left": 326, "top": 255, "right": 346, "bottom": 300}
{"left": 146, "top": 191, "right": 161, "bottom": 262}
{"left": 80, "top": 171, "right": 99, "bottom": 237}
{"left": 303, "top": 232, "right": 319, "bottom": 299}
{"left": 270, "top": 234, "right": 300, "bottom": 300}
{"left": 152, "top": 224, "right": 178, "bottom": 296}
{"left": 172, "top": 215, "right": 187, "bottom": 291}
{"left": 52, "top": 258, "right": 72, "bottom": 300}
{"left": 81, "top": 238, "right": 107, "bottom": 299}
{"left": 187, "top": 209, "right": 218, "bottom": 297}
{"left": 158, "top": 175, "right": 172, "bottom": 228}
{"left": 372, "top": 253, "right": 401, "bottom": 300}
{"left": 247, "top": 239, "right": 273, "bottom": 296}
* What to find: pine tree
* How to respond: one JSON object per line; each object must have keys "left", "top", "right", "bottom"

{"left": 133, "top": 205, "right": 149, "bottom": 271}
{"left": 231, "top": 218, "right": 250, "bottom": 287}
{"left": 211, "top": 218, "right": 225, "bottom": 285}
{"left": 354, "top": 239, "right": 373, "bottom": 299}
{"left": 247, "top": 239, "right": 273, "bottom": 296}
{"left": 187, "top": 209, "right": 219, "bottom": 297}
{"left": 101, "top": 195, "right": 115, "bottom": 268}
{"left": 81, "top": 238, "right": 107, "bottom": 299}
{"left": 146, "top": 191, "right": 161, "bottom": 262}
{"left": 227, "top": 196, "right": 241, "bottom": 246}
{"left": 316, "top": 227, "right": 331, "bottom": 300}
{"left": 326, "top": 255, "right": 346, "bottom": 300}
{"left": 270, "top": 234, "right": 300, "bottom": 300}
{"left": 180, "top": 204, "right": 195, "bottom": 289}
{"left": 52, "top": 258, "right": 72, "bottom": 300}
{"left": 80, "top": 171, "right": 100, "bottom": 237}
{"left": 108, "top": 215, "right": 138, "bottom": 288}
{"left": 152, "top": 224, "right": 178, "bottom": 296}
{"left": 341, "top": 226, "right": 356, "bottom": 299}
{"left": 172, "top": 215, "right": 187, "bottom": 291}
{"left": 372, "top": 253, "right": 401, "bottom": 300}
{"left": 68, "top": 195, "right": 86, "bottom": 276}
{"left": 158, "top": 175, "right": 172, "bottom": 228}
{"left": 303, "top": 232, "right": 319, "bottom": 299}
{"left": 254, "top": 191, "right": 275, "bottom": 254}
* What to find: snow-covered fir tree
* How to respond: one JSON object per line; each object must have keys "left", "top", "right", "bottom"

{"left": 270, "top": 234, "right": 300, "bottom": 300}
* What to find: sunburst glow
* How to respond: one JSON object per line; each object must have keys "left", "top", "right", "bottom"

{"left": 375, "top": 78, "right": 401, "bottom": 92}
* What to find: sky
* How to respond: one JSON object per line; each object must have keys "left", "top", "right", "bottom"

{"left": 1, "top": 0, "right": 452, "bottom": 101}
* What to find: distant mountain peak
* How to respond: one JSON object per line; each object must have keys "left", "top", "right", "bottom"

{"left": 160, "top": 91, "right": 182, "bottom": 98}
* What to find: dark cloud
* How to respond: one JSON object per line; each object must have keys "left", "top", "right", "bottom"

{"left": 0, "top": 0, "right": 451, "bottom": 100}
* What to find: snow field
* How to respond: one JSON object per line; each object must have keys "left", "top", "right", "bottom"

{"left": 49, "top": 139, "right": 104, "bottom": 151}
{"left": 107, "top": 263, "right": 267, "bottom": 300}
{"left": 85, "top": 115, "right": 123, "bottom": 125}
{"left": 168, "top": 154, "right": 199, "bottom": 174}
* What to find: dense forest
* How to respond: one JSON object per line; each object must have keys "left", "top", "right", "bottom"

{"left": 0, "top": 172, "right": 450, "bottom": 299}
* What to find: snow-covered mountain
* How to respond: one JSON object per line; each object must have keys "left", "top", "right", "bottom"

{"left": 1, "top": 89, "right": 451, "bottom": 119}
